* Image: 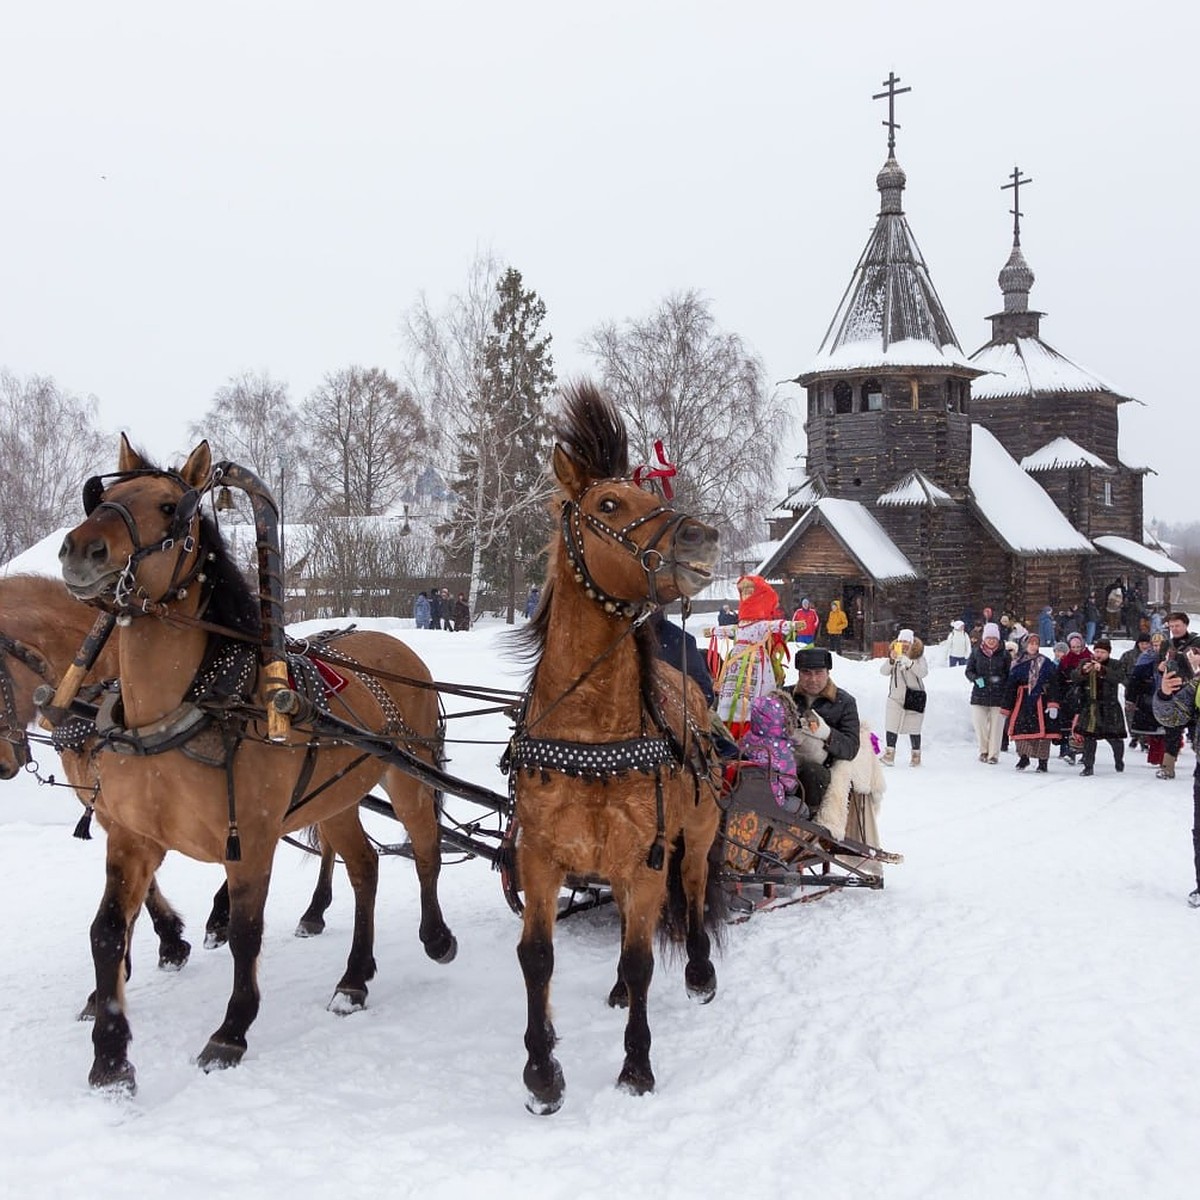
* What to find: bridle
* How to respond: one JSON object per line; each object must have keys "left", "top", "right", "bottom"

{"left": 0, "top": 633, "right": 53, "bottom": 769}
{"left": 80, "top": 469, "right": 211, "bottom": 617}
{"left": 560, "top": 478, "right": 695, "bottom": 618}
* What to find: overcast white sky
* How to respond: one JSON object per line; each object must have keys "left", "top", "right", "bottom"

{"left": 0, "top": 0, "right": 1192, "bottom": 522}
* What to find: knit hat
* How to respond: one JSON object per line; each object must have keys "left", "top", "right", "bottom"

{"left": 897, "top": 629, "right": 915, "bottom": 643}
{"left": 1054, "top": 642, "right": 1069, "bottom": 655}
{"left": 1093, "top": 638, "right": 1112, "bottom": 651}
{"left": 1135, "top": 633, "right": 1151, "bottom": 644}
{"left": 1067, "top": 632, "right": 1084, "bottom": 646}
{"left": 951, "top": 619, "right": 964, "bottom": 630}
{"left": 982, "top": 622, "right": 1001, "bottom": 641}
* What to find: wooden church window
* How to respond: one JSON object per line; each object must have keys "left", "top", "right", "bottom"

{"left": 1102, "top": 480, "right": 1114, "bottom": 507}
{"left": 834, "top": 381, "right": 853, "bottom": 413}
{"left": 862, "top": 379, "right": 883, "bottom": 411}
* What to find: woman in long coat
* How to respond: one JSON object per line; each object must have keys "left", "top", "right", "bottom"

{"left": 1002, "top": 633, "right": 1062, "bottom": 772}
{"left": 880, "top": 628, "right": 927, "bottom": 766}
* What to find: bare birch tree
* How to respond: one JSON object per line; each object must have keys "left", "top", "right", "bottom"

{"left": 0, "top": 371, "right": 109, "bottom": 561}
{"left": 584, "top": 291, "right": 787, "bottom": 556}
{"left": 301, "top": 366, "right": 427, "bottom": 517}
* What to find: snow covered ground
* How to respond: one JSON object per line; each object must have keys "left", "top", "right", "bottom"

{"left": 2, "top": 619, "right": 1199, "bottom": 1200}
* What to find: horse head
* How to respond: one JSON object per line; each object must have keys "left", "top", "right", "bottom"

{"left": 59, "top": 435, "right": 214, "bottom": 615}
{"left": 552, "top": 383, "right": 719, "bottom": 614}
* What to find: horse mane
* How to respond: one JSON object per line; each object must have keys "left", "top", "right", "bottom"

{"left": 197, "top": 512, "right": 262, "bottom": 638}
{"left": 508, "top": 381, "right": 629, "bottom": 670}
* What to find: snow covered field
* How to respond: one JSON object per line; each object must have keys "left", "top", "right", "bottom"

{"left": 2, "top": 620, "right": 1199, "bottom": 1200}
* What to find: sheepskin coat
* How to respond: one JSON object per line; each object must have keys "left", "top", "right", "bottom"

{"left": 881, "top": 637, "right": 928, "bottom": 735}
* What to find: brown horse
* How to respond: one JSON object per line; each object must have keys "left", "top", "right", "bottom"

{"left": 510, "top": 383, "right": 723, "bottom": 1114}
{"left": 0, "top": 573, "right": 192, "bottom": 971}
{"left": 58, "top": 436, "right": 454, "bottom": 1092}
{"left": 0, "top": 574, "right": 343, "bottom": 983}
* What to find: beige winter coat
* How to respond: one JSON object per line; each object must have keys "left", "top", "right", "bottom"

{"left": 881, "top": 637, "right": 928, "bottom": 735}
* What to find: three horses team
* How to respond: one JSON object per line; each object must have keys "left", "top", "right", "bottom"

{"left": 20, "top": 382, "right": 733, "bottom": 1113}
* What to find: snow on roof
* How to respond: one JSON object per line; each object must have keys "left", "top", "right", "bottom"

{"left": 876, "top": 469, "right": 955, "bottom": 508}
{"left": 1020, "top": 437, "right": 1113, "bottom": 473}
{"left": 804, "top": 337, "right": 973, "bottom": 376}
{"left": 775, "top": 475, "right": 825, "bottom": 511}
{"left": 1093, "top": 534, "right": 1185, "bottom": 576}
{"left": 970, "top": 337, "right": 1134, "bottom": 402}
{"left": 757, "top": 498, "right": 918, "bottom": 583}
{"left": 969, "top": 424, "right": 1095, "bottom": 555}
{"left": 0, "top": 528, "right": 67, "bottom": 578}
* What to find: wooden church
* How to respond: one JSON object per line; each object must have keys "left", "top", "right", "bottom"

{"left": 757, "top": 75, "right": 1182, "bottom": 655}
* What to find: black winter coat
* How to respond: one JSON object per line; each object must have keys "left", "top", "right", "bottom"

{"left": 1003, "top": 654, "right": 1063, "bottom": 740}
{"left": 965, "top": 645, "right": 1010, "bottom": 706}
{"left": 1073, "top": 658, "right": 1127, "bottom": 738}
{"left": 791, "top": 680, "right": 861, "bottom": 766}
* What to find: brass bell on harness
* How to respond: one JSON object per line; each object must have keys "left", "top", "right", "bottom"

{"left": 214, "top": 486, "right": 235, "bottom": 512}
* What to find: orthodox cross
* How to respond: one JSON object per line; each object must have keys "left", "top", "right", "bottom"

{"left": 1002, "top": 166, "right": 1033, "bottom": 245}
{"left": 872, "top": 71, "right": 911, "bottom": 156}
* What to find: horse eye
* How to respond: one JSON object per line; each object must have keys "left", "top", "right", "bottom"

{"left": 598, "top": 497, "right": 619, "bottom": 514}
{"left": 160, "top": 502, "right": 177, "bottom": 517}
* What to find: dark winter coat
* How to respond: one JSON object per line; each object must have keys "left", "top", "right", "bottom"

{"left": 649, "top": 613, "right": 714, "bottom": 706}
{"left": 965, "top": 644, "right": 1010, "bottom": 707}
{"left": 1073, "top": 657, "right": 1127, "bottom": 739}
{"left": 1003, "top": 653, "right": 1063, "bottom": 741}
{"left": 1126, "top": 653, "right": 1163, "bottom": 736}
{"left": 790, "top": 679, "right": 861, "bottom": 766}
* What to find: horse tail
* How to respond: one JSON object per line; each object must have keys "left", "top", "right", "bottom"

{"left": 658, "top": 830, "right": 727, "bottom": 953}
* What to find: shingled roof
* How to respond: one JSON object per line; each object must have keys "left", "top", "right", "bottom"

{"left": 798, "top": 155, "right": 977, "bottom": 382}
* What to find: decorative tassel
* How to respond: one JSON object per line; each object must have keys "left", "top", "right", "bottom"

{"left": 225, "top": 826, "right": 242, "bottom": 862}
{"left": 73, "top": 807, "right": 94, "bottom": 840}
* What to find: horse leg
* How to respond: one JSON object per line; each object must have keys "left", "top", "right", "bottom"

{"left": 613, "top": 878, "right": 659, "bottom": 1096}
{"left": 386, "top": 770, "right": 456, "bottom": 964}
{"left": 295, "top": 827, "right": 337, "bottom": 938}
{"left": 195, "top": 857, "right": 272, "bottom": 1072}
{"left": 317, "top": 808, "right": 377, "bottom": 1012}
{"left": 204, "top": 881, "right": 230, "bottom": 949}
{"left": 144, "top": 875, "right": 191, "bottom": 970}
{"left": 517, "top": 849, "right": 565, "bottom": 1114}
{"left": 88, "top": 829, "right": 163, "bottom": 1092}
{"left": 607, "top": 912, "right": 629, "bottom": 1009}
{"left": 678, "top": 831, "right": 718, "bottom": 1003}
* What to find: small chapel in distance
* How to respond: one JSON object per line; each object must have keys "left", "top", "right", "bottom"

{"left": 757, "top": 75, "right": 1183, "bottom": 655}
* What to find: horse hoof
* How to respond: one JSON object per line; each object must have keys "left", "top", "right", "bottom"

{"left": 158, "top": 939, "right": 192, "bottom": 970}
{"left": 195, "top": 1038, "right": 245, "bottom": 1072}
{"left": 203, "top": 928, "right": 228, "bottom": 950}
{"left": 425, "top": 932, "right": 457, "bottom": 964}
{"left": 328, "top": 988, "right": 368, "bottom": 1015}
{"left": 616, "top": 1064, "right": 655, "bottom": 1096}
{"left": 78, "top": 991, "right": 98, "bottom": 1022}
{"left": 89, "top": 1059, "right": 137, "bottom": 1095}
{"left": 606, "top": 980, "right": 629, "bottom": 1009}
{"left": 294, "top": 918, "right": 325, "bottom": 938}
{"left": 523, "top": 1057, "right": 564, "bottom": 1115}
{"left": 685, "top": 962, "right": 717, "bottom": 1005}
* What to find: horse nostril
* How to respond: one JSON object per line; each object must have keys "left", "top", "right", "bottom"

{"left": 58, "top": 535, "right": 73, "bottom": 561}
{"left": 86, "top": 538, "right": 109, "bottom": 565}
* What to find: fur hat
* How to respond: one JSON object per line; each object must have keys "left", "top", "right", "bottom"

{"left": 1093, "top": 638, "right": 1112, "bottom": 651}
{"left": 1067, "top": 632, "right": 1084, "bottom": 646}
{"left": 897, "top": 628, "right": 915, "bottom": 643}
{"left": 794, "top": 647, "right": 833, "bottom": 670}
{"left": 1054, "top": 641, "right": 1069, "bottom": 655}
{"left": 982, "top": 622, "right": 1001, "bottom": 641}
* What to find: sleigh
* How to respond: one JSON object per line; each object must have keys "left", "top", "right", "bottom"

{"left": 716, "top": 732, "right": 902, "bottom": 918}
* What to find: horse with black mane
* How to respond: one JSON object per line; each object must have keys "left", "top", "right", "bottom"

{"left": 508, "top": 381, "right": 724, "bottom": 1113}
{"left": 58, "top": 435, "right": 454, "bottom": 1092}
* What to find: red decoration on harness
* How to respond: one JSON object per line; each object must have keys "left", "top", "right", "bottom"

{"left": 288, "top": 657, "right": 349, "bottom": 695}
{"left": 633, "top": 440, "right": 676, "bottom": 500}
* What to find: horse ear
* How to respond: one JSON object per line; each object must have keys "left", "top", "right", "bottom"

{"left": 179, "top": 440, "right": 212, "bottom": 488}
{"left": 117, "top": 433, "right": 145, "bottom": 473}
{"left": 552, "top": 444, "right": 586, "bottom": 498}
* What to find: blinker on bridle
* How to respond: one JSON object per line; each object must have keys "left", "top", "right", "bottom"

{"left": 80, "top": 468, "right": 212, "bottom": 616}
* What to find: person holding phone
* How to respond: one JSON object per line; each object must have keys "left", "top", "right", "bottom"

{"left": 1155, "top": 612, "right": 1200, "bottom": 779}
{"left": 1153, "top": 644, "right": 1200, "bottom": 906}
{"left": 1072, "top": 639, "right": 1126, "bottom": 776}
